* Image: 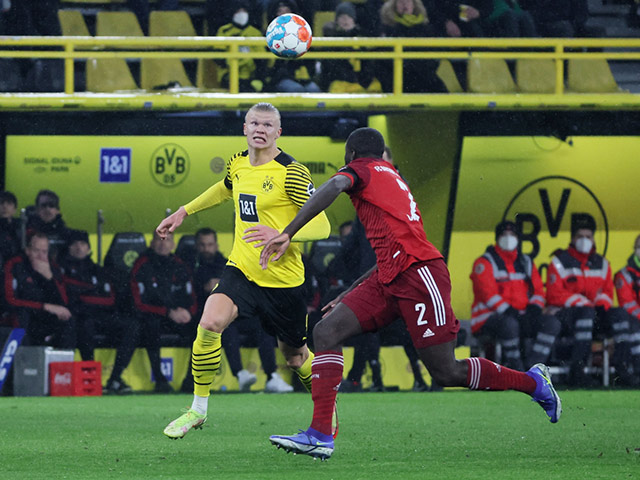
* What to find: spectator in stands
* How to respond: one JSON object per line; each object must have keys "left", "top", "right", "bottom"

{"left": 215, "top": 0, "right": 269, "bottom": 93}
{"left": 440, "top": 0, "right": 489, "bottom": 37}
{"left": 519, "top": 0, "right": 603, "bottom": 37}
{"left": 5, "top": 0, "right": 60, "bottom": 36}
{"left": 483, "top": 0, "right": 537, "bottom": 37}
{"left": 265, "top": 0, "right": 322, "bottom": 92}
{"left": 26, "top": 189, "right": 71, "bottom": 262}
{"left": 128, "top": 231, "right": 198, "bottom": 393}
{"left": 127, "top": 0, "right": 179, "bottom": 35}
{"left": 612, "top": 234, "right": 640, "bottom": 383}
{"left": 3, "top": 0, "right": 63, "bottom": 93}
{"left": 319, "top": 2, "right": 382, "bottom": 93}
{"left": 208, "top": 0, "right": 264, "bottom": 34}
{"left": 0, "top": 190, "right": 21, "bottom": 266}
{"left": 379, "top": 0, "right": 448, "bottom": 93}
{"left": 266, "top": 0, "right": 319, "bottom": 28}
{"left": 3, "top": 231, "right": 77, "bottom": 350}
{"left": 546, "top": 216, "right": 636, "bottom": 386}
{"left": 59, "top": 230, "right": 141, "bottom": 394}
{"left": 470, "top": 221, "right": 561, "bottom": 371}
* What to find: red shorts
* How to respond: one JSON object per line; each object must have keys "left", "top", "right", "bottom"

{"left": 342, "top": 258, "right": 460, "bottom": 349}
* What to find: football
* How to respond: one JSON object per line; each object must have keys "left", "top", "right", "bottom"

{"left": 265, "top": 13, "right": 312, "bottom": 59}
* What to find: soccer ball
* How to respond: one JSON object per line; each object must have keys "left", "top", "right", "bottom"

{"left": 265, "top": 13, "right": 312, "bottom": 59}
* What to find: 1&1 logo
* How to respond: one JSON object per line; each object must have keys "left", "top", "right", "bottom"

{"left": 150, "top": 144, "right": 190, "bottom": 187}
{"left": 502, "top": 175, "right": 609, "bottom": 260}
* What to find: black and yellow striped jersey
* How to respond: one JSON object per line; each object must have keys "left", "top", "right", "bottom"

{"left": 185, "top": 149, "right": 330, "bottom": 288}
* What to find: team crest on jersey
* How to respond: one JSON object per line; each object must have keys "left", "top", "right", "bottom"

{"left": 307, "top": 183, "right": 316, "bottom": 196}
{"left": 474, "top": 263, "right": 485, "bottom": 274}
{"left": 615, "top": 277, "right": 624, "bottom": 289}
{"left": 262, "top": 176, "right": 275, "bottom": 193}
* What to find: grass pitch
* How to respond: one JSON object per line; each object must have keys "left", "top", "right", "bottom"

{"left": 1, "top": 389, "right": 639, "bottom": 479}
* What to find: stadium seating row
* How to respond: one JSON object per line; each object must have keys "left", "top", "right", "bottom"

{"left": 58, "top": 10, "right": 224, "bottom": 91}
{"left": 58, "top": 9, "right": 623, "bottom": 94}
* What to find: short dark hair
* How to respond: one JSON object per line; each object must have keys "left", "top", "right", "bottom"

{"left": 495, "top": 220, "right": 519, "bottom": 241}
{"left": 27, "top": 231, "right": 48, "bottom": 246}
{"left": 196, "top": 227, "right": 218, "bottom": 242}
{"left": 36, "top": 189, "right": 60, "bottom": 208}
{"left": 346, "top": 127, "right": 385, "bottom": 159}
{"left": 0, "top": 190, "right": 17, "bottom": 206}
{"left": 571, "top": 215, "right": 596, "bottom": 237}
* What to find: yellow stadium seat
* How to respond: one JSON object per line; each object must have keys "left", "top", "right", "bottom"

{"left": 313, "top": 10, "right": 335, "bottom": 35}
{"left": 567, "top": 59, "right": 620, "bottom": 93}
{"left": 196, "top": 59, "right": 228, "bottom": 91}
{"left": 516, "top": 59, "right": 557, "bottom": 93}
{"left": 58, "top": 10, "right": 90, "bottom": 36}
{"left": 96, "top": 11, "right": 144, "bottom": 37}
{"left": 141, "top": 58, "right": 193, "bottom": 90}
{"left": 467, "top": 58, "right": 517, "bottom": 94}
{"left": 149, "top": 10, "right": 196, "bottom": 36}
{"left": 436, "top": 59, "right": 464, "bottom": 93}
{"left": 86, "top": 58, "right": 139, "bottom": 92}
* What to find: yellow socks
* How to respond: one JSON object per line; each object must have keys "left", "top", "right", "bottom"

{"left": 191, "top": 325, "right": 222, "bottom": 398}
{"left": 294, "top": 350, "right": 314, "bottom": 393}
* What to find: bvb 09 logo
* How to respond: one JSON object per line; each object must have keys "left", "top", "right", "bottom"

{"left": 502, "top": 176, "right": 609, "bottom": 260}
{"left": 150, "top": 144, "right": 190, "bottom": 187}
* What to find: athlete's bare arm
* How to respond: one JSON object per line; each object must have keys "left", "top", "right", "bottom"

{"left": 260, "top": 175, "right": 352, "bottom": 268}
{"left": 156, "top": 206, "right": 188, "bottom": 240}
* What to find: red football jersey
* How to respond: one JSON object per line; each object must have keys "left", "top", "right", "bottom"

{"left": 334, "top": 157, "right": 442, "bottom": 283}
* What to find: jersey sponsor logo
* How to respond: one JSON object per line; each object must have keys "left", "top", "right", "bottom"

{"left": 239, "top": 193, "right": 259, "bottom": 222}
{"left": 422, "top": 328, "right": 435, "bottom": 338}
{"left": 503, "top": 176, "right": 608, "bottom": 260}
{"left": 262, "top": 175, "right": 275, "bottom": 193}
{"left": 100, "top": 148, "right": 131, "bottom": 183}
{"left": 150, "top": 143, "right": 190, "bottom": 187}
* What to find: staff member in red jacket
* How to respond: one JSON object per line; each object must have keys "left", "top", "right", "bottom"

{"left": 613, "top": 234, "right": 640, "bottom": 383}
{"left": 3, "top": 231, "right": 76, "bottom": 349}
{"left": 127, "top": 231, "right": 198, "bottom": 393}
{"left": 547, "top": 216, "right": 636, "bottom": 386}
{"left": 471, "top": 221, "right": 560, "bottom": 370}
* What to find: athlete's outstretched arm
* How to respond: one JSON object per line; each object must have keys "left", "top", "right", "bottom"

{"left": 260, "top": 175, "right": 351, "bottom": 268}
{"left": 155, "top": 180, "right": 232, "bottom": 240}
{"left": 156, "top": 206, "right": 188, "bottom": 239}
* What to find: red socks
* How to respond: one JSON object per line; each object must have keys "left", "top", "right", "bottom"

{"left": 309, "top": 352, "right": 344, "bottom": 436}
{"left": 466, "top": 357, "right": 536, "bottom": 394}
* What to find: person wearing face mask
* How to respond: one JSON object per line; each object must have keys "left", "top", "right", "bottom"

{"left": 318, "top": 2, "right": 382, "bottom": 94}
{"left": 612, "top": 235, "right": 640, "bottom": 384}
{"left": 214, "top": 0, "right": 267, "bottom": 92}
{"left": 547, "top": 217, "right": 637, "bottom": 387}
{"left": 470, "top": 221, "right": 559, "bottom": 371}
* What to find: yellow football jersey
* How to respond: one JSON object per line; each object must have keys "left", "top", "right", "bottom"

{"left": 185, "top": 149, "right": 328, "bottom": 288}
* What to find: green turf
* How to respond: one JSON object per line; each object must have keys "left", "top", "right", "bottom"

{"left": 1, "top": 389, "right": 639, "bottom": 479}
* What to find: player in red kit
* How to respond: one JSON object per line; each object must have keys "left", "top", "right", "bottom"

{"left": 260, "top": 128, "right": 561, "bottom": 460}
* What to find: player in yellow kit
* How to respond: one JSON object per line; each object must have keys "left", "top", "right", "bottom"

{"left": 158, "top": 103, "right": 331, "bottom": 439}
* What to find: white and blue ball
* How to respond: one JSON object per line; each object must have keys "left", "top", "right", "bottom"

{"left": 265, "top": 13, "right": 312, "bottom": 59}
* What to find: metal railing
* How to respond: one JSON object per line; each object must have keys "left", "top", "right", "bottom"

{"left": 0, "top": 35, "right": 639, "bottom": 107}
